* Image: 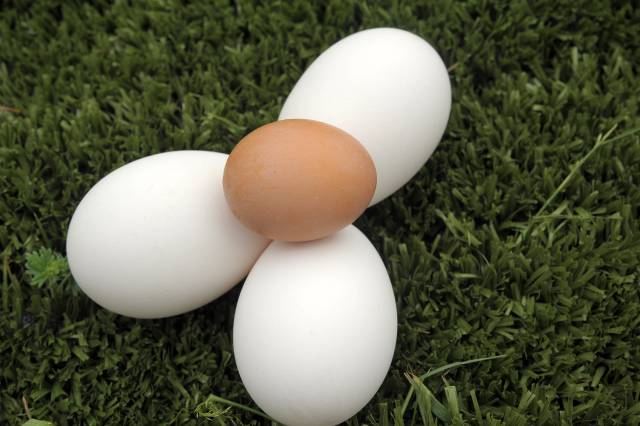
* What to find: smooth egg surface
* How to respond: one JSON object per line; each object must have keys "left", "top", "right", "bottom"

{"left": 66, "top": 151, "right": 269, "bottom": 319}
{"left": 223, "top": 119, "right": 376, "bottom": 242}
{"left": 280, "top": 27, "right": 451, "bottom": 205}
{"left": 233, "top": 225, "right": 397, "bottom": 426}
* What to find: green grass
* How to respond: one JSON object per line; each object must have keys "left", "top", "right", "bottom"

{"left": 2, "top": 0, "right": 640, "bottom": 424}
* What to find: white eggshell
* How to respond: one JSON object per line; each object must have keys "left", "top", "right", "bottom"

{"left": 279, "top": 27, "right": 451, "bottom": 205}
{"left": 233, "top": 225, "right": 397, "bottom": 426}
{"left": 66, "top": 151, "right": 269, "bottom": 319}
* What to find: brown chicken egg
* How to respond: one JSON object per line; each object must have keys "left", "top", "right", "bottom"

{"left": 223, "top": 119, "right": 376, "bottom": 242}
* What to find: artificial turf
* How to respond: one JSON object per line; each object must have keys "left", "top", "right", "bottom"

{"left": 1, "top": 1, "right": 640, "bottom": 425}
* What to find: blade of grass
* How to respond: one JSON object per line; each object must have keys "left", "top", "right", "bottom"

{"left": 470, "top": 390, "right": 484, "bottom": 426}
{"left": 196, "top": 394, "right": 275, "bottom": 422}
{"left": 21, "top": 420, "right": 54, "bottom": 426}
{"left": 519, "top": 125, "right": 640, "bottom": 244}
{"left": 378, "top": 402, "right": 390, "bottom": 426}
{"left": 406, "top": 373, "right": 449, "bottom": 424}
{"left": 0, "top": 104, "right": 22, "bottom": 114}
{"left": 400, "top": 354, "right": 507, "bottom": 417}
{"left": 444, "top": 385, "right": 461, "bottom": 419}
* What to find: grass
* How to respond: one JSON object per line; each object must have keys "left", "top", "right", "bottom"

{"left": 1, "top": 0, "right": 640, "bottom": 424}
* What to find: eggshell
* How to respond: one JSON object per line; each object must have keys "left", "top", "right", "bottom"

{"left": 233, "top": 225, "right": 397, "bottom": 426}
{"left": 223, "top": 119, "right": 376, "bottom": 242}
{"left": 279, "top": 27, "right": 451, "bottom": 205}
{"left": 66, "top": 151, "right": 269, "bottom": 319}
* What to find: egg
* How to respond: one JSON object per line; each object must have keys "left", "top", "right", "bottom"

{"left": 223, "top": 119, "right": 376, "bottom": 242}
{"left": 66, "top": 151, "right": 269, "bottom": 319}
{"left": 280, "top": 27, "right": 451, "bottom": 205}
{"left": 233, "top": 225, "right": 397, "bottom": 426}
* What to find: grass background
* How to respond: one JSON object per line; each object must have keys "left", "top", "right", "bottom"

{"left": 1, "top": 0, "right": 640, "bottom": 424}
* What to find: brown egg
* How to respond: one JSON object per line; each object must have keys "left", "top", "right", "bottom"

{"left": 223, "top": 119, "right": 376, "bottom": 242}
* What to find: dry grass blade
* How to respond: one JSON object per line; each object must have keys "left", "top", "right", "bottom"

{"left": 0, "top": 104, "right": 22, "bottom": 114}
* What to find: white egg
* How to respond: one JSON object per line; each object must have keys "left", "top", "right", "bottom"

{"left": 233, "top": 225, "right": 397, "bottom": 426}
{"left": 280, "top": 27, "right": 451, "bottom": 205}
{"left": 66, "top": 151, "right": 269, "bottom": 319}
